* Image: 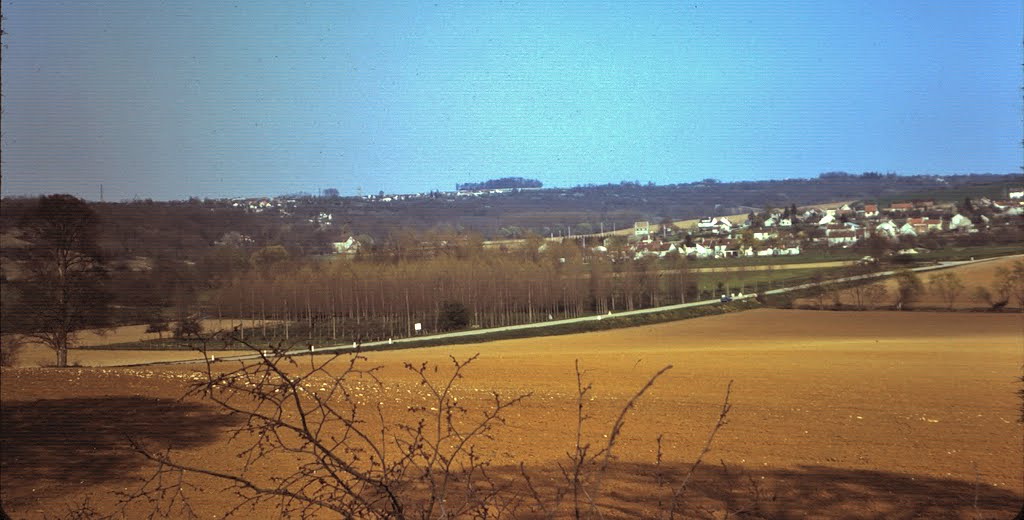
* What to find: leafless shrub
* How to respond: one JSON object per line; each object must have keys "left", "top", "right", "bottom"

{"left": 43, "top": 497, "right": 103, "bottom": 520}
{"left": 666, "top": 381, "right": 733, "bottom": 519}
{"left": 122, "top": 341, "right": 530, "bottom": 519}
{"left": 118, "top": 338, "right": 734, "bottom": 519}
{"left": 928, "top": 272, "right": 965, "bottom": 310}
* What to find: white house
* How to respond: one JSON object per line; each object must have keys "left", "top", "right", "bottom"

{"left": 712, "top": 217, "right": 734, "bottom": 233}
{"left": 817, "top": 214, "right": 836, "bottom": 227}
{"left": 1009, "top": 189, "right": 1024, "bottom": 200}
{"left": 683, "top": 243, "right": 714, "bottom": 258}
{"left": 948, "top": 214, "right": 974, "bottom": 231}
{"left": 875, "top": 220, "right": 898, "bottom": 238}
{"left": 899, "top": 222, "right": 917, "bottom": 236}
{"left": 826, "top": 230, "right": 859, "bottom": 246}
{"left": 634, "top": 221, "right": 651, "bottom": 236}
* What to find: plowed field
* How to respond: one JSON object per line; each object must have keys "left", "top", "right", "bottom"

{"left": 2, "top": 309, "right": 1021, "bottom": 518}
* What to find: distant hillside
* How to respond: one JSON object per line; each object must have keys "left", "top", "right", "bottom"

{"left": 2, "top": 173, "right": 1019, "bottom": 248}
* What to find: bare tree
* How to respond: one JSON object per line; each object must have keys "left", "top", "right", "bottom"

{"left": 847, "top": 281, "right": 873, "bottom": 310}
{"left": 9, "top": 195, "right": 111, "bottom": 367}
{"left": 894, "top": 270, "right": 923, "bottom": 311}
{"left": 928, "top": 272, "right": 965, "bottom": 310}
{"left": 998, "top": 260, "right": 1024, "bottom": 310}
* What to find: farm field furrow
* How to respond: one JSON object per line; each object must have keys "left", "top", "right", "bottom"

{"left": 2, "top": 309, "right": 1022, "bottom": 518}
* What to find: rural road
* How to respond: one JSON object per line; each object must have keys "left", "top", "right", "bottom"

{"left": 117, "top": 255, "right": 1012, "bottom": 367}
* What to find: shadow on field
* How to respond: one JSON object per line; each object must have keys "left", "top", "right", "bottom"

{"left": 0, "top": 396, "right": 241, "bottom": 486}
{"left": 491, "top": 462, "right": 1024, "bottom": 519}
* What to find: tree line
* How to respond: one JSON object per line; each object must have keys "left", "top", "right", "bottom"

{"left": 455, "top": 177, "right": 543, "bottom": 191}
{"left": 208, "top": 244, "right": 698, "bottom": 346}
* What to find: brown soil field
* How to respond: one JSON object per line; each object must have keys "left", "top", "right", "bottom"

{"left": 797, "top": 255, "right": 1024, "bottom": 310}
{"left": 2, "top": 309, "right": 1021, "bottom": 518}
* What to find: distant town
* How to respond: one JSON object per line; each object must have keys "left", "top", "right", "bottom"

{"left": 175, "top": 181, "right": 1024, "bottom": 263}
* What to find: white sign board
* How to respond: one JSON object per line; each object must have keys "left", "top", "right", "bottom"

{"left": 414, "top": 322, "right": 422, "bottom": 332}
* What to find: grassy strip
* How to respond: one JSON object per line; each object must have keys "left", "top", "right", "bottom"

{"left": 361, "top": 300, "right": 763, "bottom": 353}
{"left": 909, "top": 244, "right": 1022, "bottom": 262}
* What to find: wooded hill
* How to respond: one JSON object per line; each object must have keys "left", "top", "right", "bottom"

{"left": 2, "top": 173, "right": 1019, "bottom": 261}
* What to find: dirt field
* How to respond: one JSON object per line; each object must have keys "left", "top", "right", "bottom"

{"left": 2, "top": 309, "right": 1021, "bottom": 518}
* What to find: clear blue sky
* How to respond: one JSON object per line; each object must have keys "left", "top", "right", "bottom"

{"left": 1, "top": 1, "right": 1020, "bottom": 201}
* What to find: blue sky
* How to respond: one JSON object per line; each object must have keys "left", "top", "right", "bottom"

{"left": 1, "top": 1, "right": 1020, "bottom": 201}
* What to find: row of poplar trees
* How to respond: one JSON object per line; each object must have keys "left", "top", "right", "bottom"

{"left": 210, "top": 239, "right": 698, "bottom": 344}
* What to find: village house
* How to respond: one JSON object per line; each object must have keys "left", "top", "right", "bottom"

{"left": 776, "top": 243, "right": 801, "bottom": 256}
{"left": 695, "top": 216, "right": 733, "bottom": 234}
{"left": 874, "top": 220, "right": 899, "bottom": 238}
{"left": 948, "top": 214, "right": 974, "bottom": 232}
{"left": 908, "top": 217, "right": 943, "bottom": 234}
{"left": 634, "top": 221, "right": 651, "bottom": 237}
{"left": 889, "top": 202, "right": 914, "bottom": 213}
{"left": 824, "top": 225, "right": 847, "bottom": 237}
{"left": 826, "top": 229, "right": 860, "bottom": 247}
{"left": 682, "top": 243, "right": 714, "bottom": 259}
{"left": 712, "top": 216, "right": 734, "bottom": 234}
{"left": 862, "top": 204, "right": 879, "bottom": 218}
